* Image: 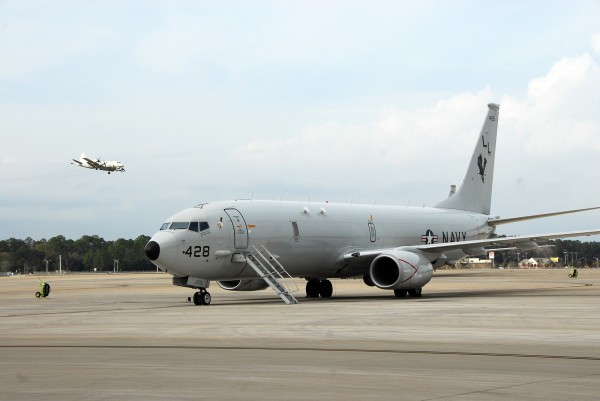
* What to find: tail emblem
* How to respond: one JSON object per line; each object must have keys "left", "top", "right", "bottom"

{"left": 477, "top": 154, "right": 487, "bottom": 182}
{"left": 478, "top": 135, "right": 492, "bottom": 183}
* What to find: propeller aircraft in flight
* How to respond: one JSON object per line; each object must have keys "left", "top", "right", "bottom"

{"left": 145, "top": 104, "right": 600, "bottom": 305}
{"left": 71, "top": 153, "right": 125, "bottom": 174}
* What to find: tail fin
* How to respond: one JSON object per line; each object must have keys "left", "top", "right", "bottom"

{"left": 435, "top": 103, "right": 499, "bottom": 215}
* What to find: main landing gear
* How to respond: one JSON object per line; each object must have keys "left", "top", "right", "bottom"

{"left": 305, "top": 279, "right": 333, "bottom": 298}
{"left": 192, "top": 289, "right": 212, "bottom": 306}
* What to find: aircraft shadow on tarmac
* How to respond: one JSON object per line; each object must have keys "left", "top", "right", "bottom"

{"left": 183, "top": 283, "right": 595, "bottom": 307}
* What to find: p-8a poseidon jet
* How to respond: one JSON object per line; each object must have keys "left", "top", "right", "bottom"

{"left": 145, "top": 104, "right": 600, "bottom": 306}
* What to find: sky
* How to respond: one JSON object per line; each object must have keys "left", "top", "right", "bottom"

{"left": 1, "top": 0, "right": 600, "bottom": 241}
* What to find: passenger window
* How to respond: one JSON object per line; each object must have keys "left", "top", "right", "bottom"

{"left": 199, "top": 222, "right": 210, "bottom": 231}
{"left": 169, "top": 222, "right": 189, "bottom": 230}
{"left": 188, "top": 222, "right": 199, "bottom": 232}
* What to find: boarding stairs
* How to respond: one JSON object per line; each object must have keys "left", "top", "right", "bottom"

{"left": 246, "top": 245, "right": 299, "bottom": 304}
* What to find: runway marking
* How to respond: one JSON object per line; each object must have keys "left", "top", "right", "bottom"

{"left": 1, "top": 344, "right": 599, "bottom": 361}
{"left": 0, "top": 304, "right": 184, "bottom": 318}
{"left": 422, "top": 372, "right": 600, "bottom": 401}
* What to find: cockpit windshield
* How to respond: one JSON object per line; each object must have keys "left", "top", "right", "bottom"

{"left": 160, "top": 222, "right": 210, "bottom": 232}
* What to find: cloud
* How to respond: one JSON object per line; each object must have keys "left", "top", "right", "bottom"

{"left": 233, "top": 88, "right": 493, "bottom": 170}
{"left": 230, "top": 45, "right": 600, "bottom": 214}
{"left": 592, "top": 32, "right": 600, "bottom": 55}
{"left": 506, "top": 53, "right": 600, "bottom": 154}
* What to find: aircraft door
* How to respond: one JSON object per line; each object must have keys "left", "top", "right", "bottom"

{"left": 224, "top": 208, "right": 248, "bottom": 249}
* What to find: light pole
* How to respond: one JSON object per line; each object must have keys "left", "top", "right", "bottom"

{"left": 564, "top": 251, "right": 568, "bottom": 267}
{"left": 571, "top": 252, "right": 574, "bottom": 267}
{"left": 43, "top": 259, "right": 51, "bottom": 274}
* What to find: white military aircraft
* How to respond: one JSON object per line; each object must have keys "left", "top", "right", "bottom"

{"left": 71, "top": 153, "right": 125, "bottom": 174}
{"left": 145, "top": 103, "right": 600, "bottom": 305}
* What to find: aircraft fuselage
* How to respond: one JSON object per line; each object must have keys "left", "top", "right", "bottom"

{"left": 148, "top": 200, "right": 493, "bottom": 280}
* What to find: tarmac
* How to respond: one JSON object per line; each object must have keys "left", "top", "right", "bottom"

{"left": 1, "top": 268, "right": 600, "bottom": 400}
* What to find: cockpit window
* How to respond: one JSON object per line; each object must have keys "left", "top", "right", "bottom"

{"left": 187, "top": 222, "right": 209, "bottom": 232}
{"left": 160, "top": 223, "right": 170, "bottom": 230}
{"left": 169, "top": 222, "right": 189, "bottom": 230}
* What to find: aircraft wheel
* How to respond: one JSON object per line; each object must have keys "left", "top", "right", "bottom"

{"left": 394, "top": 289, "right": 407, "bottom": 298}
{"left": 408, "top": 288, "right": 422, "bottom": 297}
{"left": 306, "top": 280, "right": 319, "bottom": 298}
{"left": 202, "top": 292, "right": 212, "bottom": 305}
{"left": 193, "top": 291, "right": 203, "bottom": 305}
{"left": 318, "top": 280, "right": 333, "bottom": 298}
{"left": 35, "top": 291, "right": 41, "bottom": 298}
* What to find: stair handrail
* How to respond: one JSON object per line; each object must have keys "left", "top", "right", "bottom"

{"left": 259, "top": 245, "right": 299, "bottom": 293}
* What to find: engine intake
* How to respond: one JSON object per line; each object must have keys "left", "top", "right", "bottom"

{"left": 369, "top": 250, "right": 433, "bottom": 290}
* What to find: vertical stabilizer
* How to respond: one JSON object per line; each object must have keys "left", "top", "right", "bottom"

{"left": 434, "top": 103, "right": 499, "bottom": 215}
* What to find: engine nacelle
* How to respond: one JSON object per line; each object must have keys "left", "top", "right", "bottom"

{"left": 217, "top": 279, "right": 269, "bottom": 291}
{"left": 369, "top": 250, "right": 433, "bottom": 290}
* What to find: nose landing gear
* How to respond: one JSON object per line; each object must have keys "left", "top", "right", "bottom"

{"left": 192, "top": 289, "right": 212, "bottom": 305}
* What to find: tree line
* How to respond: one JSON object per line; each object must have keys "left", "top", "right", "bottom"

{"left": 489, "top": 239, "right": 600, "bottom": 267}
{"left": 2, "top": 235, "right": 600, "bottom": 274}
{"left": 0, "top": 235, "right": 154, "bottom": 273}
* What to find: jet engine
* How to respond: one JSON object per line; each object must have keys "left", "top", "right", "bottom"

{"left": 369, "top": 250, "right": 433, "bottom": 290}
{"left": 217, "top": 279, "right": 269, "bottom": 291}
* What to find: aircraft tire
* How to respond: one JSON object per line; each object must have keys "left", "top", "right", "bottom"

{"left": 408, "top": 288, "right": 422, "bottom": 297}
{"left": 193, "top": 291, "right": 203, "bottom": 305}
{"left": 35, "top": 291, "right": 41, "bottom": 298}
{"left": 393, "top": 289, "right": 407, "bottom": 298}
{"left": 202, "top": 292, "right": 212, "bottom": 305}
{"left": 306, "top": 280, "right": 319, "bottom": 298}
{"left": 318, "top": 280, "right": 333, "bottom": 298}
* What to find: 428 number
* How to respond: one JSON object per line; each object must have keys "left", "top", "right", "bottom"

{"left": 183, "top": 246, "right": 210, "bottom": 257}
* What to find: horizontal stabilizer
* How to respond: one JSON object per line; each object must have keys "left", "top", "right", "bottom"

{"left": 488, "top": 206, "right": 600, "bottom": 226}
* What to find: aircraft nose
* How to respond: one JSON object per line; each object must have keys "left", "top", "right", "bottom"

{"left": 145, "top": 231, "right": 177, "bottom": 269}
{"left": 145, "top": 241, "right": 160, "bottom": 261}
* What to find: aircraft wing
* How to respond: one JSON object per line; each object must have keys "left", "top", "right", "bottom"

{"left": 83, "top": 157, "right": 102, "bottom": 168}
{"left": 344, "top": 229, "right": 600, "bottom": 261}
{"left": 71, "top": 159, "right": 83, "bottom": 165}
